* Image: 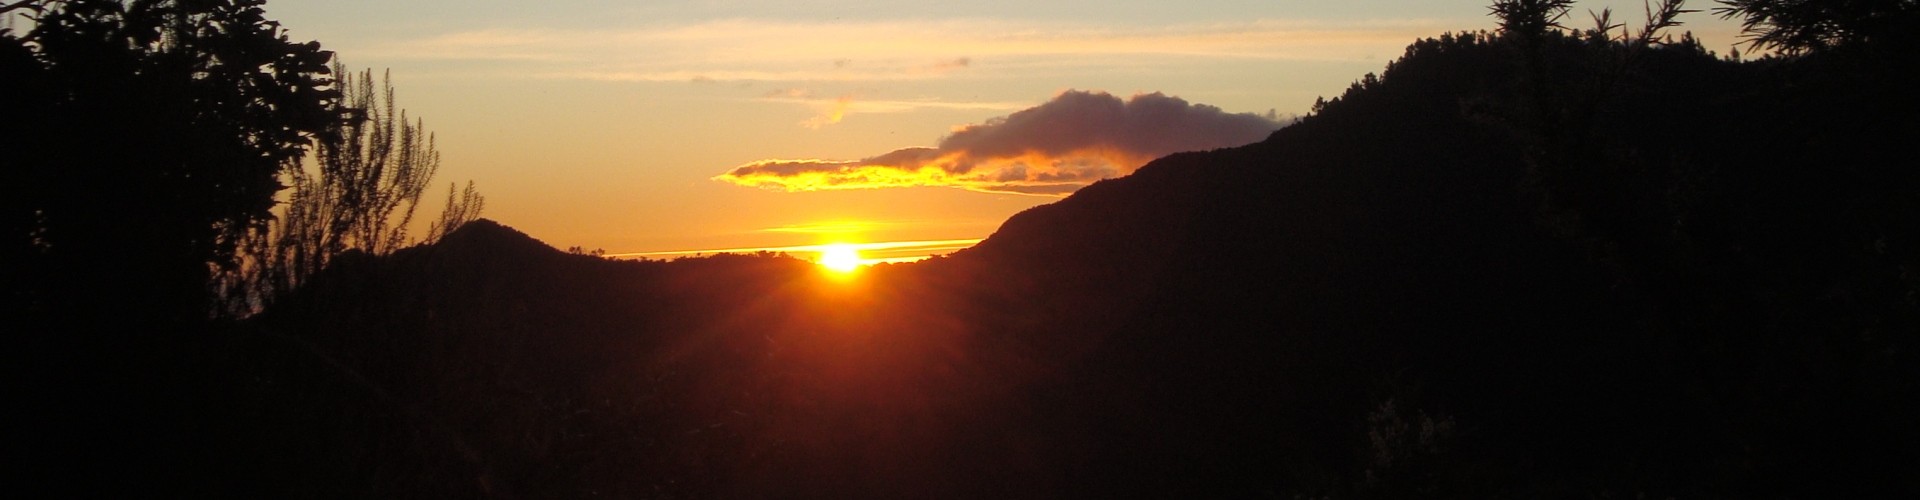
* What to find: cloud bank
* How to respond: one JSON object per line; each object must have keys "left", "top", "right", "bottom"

{"left": 715, "top": 91, "right": 1281, "bottom": 195}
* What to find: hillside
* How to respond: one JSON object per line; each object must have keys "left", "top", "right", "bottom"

{"left": 948, "top": 31, "right": 1918, "bottom": 496}
{"left": 987, "top": 29, "right": 1919, "bottom": 495}
{"left": 215, "top": 30, "right": 1920, "bottom": 498}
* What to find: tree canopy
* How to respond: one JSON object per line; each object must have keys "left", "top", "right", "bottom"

{"left": 4, "top": 0, "right": 337, "bottom": 324}
{"left": 1715, "top": 0, "right": 1920, "bottom": 53}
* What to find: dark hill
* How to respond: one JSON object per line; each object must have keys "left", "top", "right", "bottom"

{"left": 428, "top": 218, "right": 564, "bottom": 260}
{"left": 245, "top": 31, "right": 1917, "bottom": 499}
{"left": 942, "top": 31, "right": 1918, "bottom": 497}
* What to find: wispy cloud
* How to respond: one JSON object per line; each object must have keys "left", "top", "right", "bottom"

{"left": 358, "top": 18, "right": 1451, "bottom": 82}
{"left": 715, "top": 90, "right": 1282, "bottom": 195}
{"left": 757, "top": 221, "right": 900, "bottom": 235}
{"left": 801, "top": 94, "right": 854, "bottom": 129}
{"left": 759, "top": 88, "right": 1028, "bottom": 128}
{"left": 913, "top": 57, "right": 973, "bottom": 76}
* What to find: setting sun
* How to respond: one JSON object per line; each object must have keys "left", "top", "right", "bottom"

{"left": 817, "top": 244, "right": 862, "bottom": 273}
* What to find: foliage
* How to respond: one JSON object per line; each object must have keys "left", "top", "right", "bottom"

{"left": 1586, "top": 0, "right": 1697, "bottom": 45}
{"left": 426, "top": 180, "right": 486, "bottom": 243}
{"left": 1714, "top": 0, "right": 1920, "bottom": 53}
{"left": 1488, "top": 0, "right": 1576, "bottom": 39}
{"left": 3, "top": 0, "right": 337, "bottom": 324}
{"left": 216, "top": 66, "right": 484, "bottom": 317}
{"left": 3, "top": 2, "right": 480, "bottom": 320}
{"left": 1228, "top": 9, "right": 1912, "bottom": 495}
{"left": 315, "top": 65, "right": 441, "bottom": 257}
{"left": 1360, "top": 397, "right": 1457, "bottom": 497}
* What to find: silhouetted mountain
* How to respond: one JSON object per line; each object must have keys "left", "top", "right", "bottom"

{"left": 229, "top": 30, "right": 1918, "bottom": 499}
{"left": 264, "top": 219, "right": 1044, "bottom": 498}
{"left": 419, "top": 218, "right": 556, "bottom": 258}
{"left": 944, "top": 30, "right": 1918, "bottom": 497}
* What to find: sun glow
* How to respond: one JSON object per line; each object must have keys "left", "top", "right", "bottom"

{"left": 818, "top": 244, "right": 862, "bottom": 273}
{"left": 605, "top": 238, "right": 984, "bottom": 265}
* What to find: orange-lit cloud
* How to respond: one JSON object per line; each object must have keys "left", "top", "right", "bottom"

{"left": 801, "top": 94, "right": 854, "bottom": 129}
{"left": 715, "top": 90, "right": 1281, "bottom": 195}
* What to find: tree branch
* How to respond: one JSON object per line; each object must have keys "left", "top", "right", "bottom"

{"left": 0, "top": 0, "right": 47, "bottom": 16}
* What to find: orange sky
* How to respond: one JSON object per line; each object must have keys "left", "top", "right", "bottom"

{"left": 257, "top": 1, "right": 1749, "bottom": 263}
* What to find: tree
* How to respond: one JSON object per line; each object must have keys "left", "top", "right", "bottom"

{"left": 427, "top": 180, "right": 487, "bottom": 243}
{"left": 1488, "top": 0, "right": 1576, "bottom": 41}
{"left": 1714, "top": 0, "right": 1920, "bottom": 54}
{"left": 216, "top": 66, "right": 485, "bottom": 316}
{"left": 3, "top": 0, "right": 337, "bottom": 326}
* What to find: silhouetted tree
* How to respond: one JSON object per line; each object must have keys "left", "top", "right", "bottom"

{"left": 1483, "top": 0, "right": 1702, "bottom": 264}
{"left": 1587, "top": 0, "right": 1696, "bottom": 46}
{"left": 216, "top": 66, "right": 484, "bottom": 316}
{"left": 1715, "top": 0, "right": 1920, "bottom": 53}
{"left": 3, "top": 0, "right": 337, "bottom": 325}
{"left": 1489, "top": 0, "right": 1575, "bottom": 41}
{"left": 319, "top": 65, "right": 440, "bottom": 256}
{"left": 426, "top": 180, "right": 486, "bottom": 243}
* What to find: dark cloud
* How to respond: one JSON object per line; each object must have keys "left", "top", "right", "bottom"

{"left": 716, "top": 90, "right": 1281, "bottom": 196}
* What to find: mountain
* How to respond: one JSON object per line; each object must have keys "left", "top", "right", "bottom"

{"left": 940, "top": 34, "right": 1629, "bottom": 496}
{"left": 942, "top": 31, "right": 1919, "bottom": 497}
{"left": 239, "top": 31, "right": 1918, "bottom": 498}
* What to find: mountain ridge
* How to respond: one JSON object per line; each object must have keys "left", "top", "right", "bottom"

{"left": 249, "top": 29, "right": 1918, "bottom": 498}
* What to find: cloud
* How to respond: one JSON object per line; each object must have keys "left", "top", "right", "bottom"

{"left": 801, "top": 95, "right": 855, "bottom": 129}
{"left": 758, "top": 89, "right": 861, "bottom": 128}
{"left": 763, "top": 88, "right": 815, "bottom": 99}
{"left": 715, "top": 90, "right": 1281, "bottom": 195}
{"left": 357, "top": 19, "right": 1454, "bottom": 83}
{"left": 759, "top": 221, "right": 898, "bottom": 234}
{"left": 758, "top": 89, "right": 1028, "bottom": 129}
{"left": 914, "top": 57, "right": 972, "bottom": 75}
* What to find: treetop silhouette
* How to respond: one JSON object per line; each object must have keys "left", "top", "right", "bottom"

{"left": 1715, "top": 0, "right": 1920, "bottom": 53}
{"left": 217, "top": 64, "right": 485, "bottom": 317}
{"left": 4, "top": 0, "right": 337, "bottom": 325}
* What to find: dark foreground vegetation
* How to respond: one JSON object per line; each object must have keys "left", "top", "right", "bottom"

{"left": 9, "top": 0, "right": 1918, "bottom": 497}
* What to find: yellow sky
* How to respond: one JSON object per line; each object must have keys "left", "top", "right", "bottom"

{"left": 259, "top": 1, "right": 1749, "bottom": 261}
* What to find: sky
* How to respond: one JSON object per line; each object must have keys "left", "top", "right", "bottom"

{"left": 260, "top": 0, "right": 1748, "bottom": 261}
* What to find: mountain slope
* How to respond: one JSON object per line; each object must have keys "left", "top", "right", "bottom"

{"left": 248, "top": 31, "right": 1919, "bottom": 498}
{"left": 941, "top": 31, "right": 1918, "bottom": 497}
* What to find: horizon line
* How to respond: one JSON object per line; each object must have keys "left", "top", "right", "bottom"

{"left": 604, "top": 238, "right": 986, "bottom": 260}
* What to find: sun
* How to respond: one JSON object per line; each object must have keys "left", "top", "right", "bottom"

{"left": 817, "top": 244, "right": 862, "bottom": 274}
